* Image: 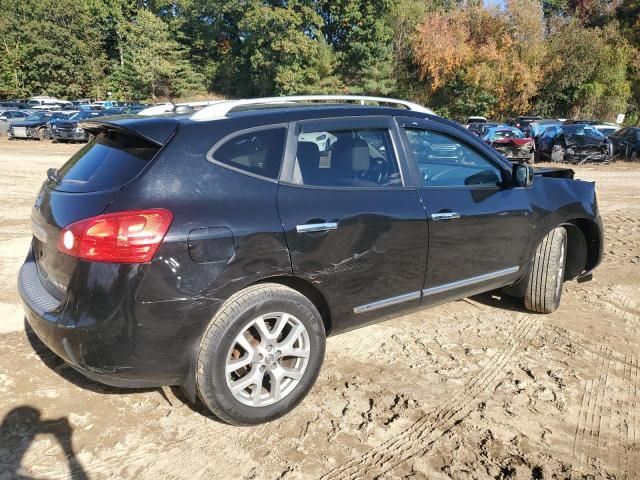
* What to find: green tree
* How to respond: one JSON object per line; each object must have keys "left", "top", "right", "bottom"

{"left": 112, "top": 9, "right": 205, "bottom": 100}
{"left": 317, "top": 0, "right": 396, "bottom": 95}
{"left": 0, "top": 0, "right": 107, "bottom": 98}
{"left": 536, "top": 20, "right": 633, "bottom": 120}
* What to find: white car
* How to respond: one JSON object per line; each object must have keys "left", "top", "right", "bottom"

{"left": 593, "top": 123, "right": 620, "bottom": 137}
{"left": 298, "top": 131, "right": 337, "bottom": 152}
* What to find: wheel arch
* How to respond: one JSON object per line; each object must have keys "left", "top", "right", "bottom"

{"left": 250, "top": 275, "right": 333, "bottom": 336}
{"left": 561, "top": 218, "right": 602, "bottom": 280}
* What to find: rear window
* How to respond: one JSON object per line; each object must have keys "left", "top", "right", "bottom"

{"left": 52, "top": 130, "right": 159, "bottom": 193}
{"left": 209, "top": 127, "right": 286, "bottom": 179}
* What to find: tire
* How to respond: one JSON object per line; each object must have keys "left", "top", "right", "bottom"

{"left": 37, "top": 127, "right": 46, "bottom": 141}
{"left": 524, "top": 227, "right": 567, "bottom": 314}
{"left": 631, "top": 150, "right": 639, "bottom": 163}
{"left": 196, "top": 283, "right": 326, "bottom": 425}
{"left": 550, "top": 146, "right": 564, "bottom": 163}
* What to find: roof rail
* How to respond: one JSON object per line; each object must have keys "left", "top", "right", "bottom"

{"left": 190, "top": 95, "right": 434, "bottom": 121}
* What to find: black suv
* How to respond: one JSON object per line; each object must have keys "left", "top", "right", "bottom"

{"left": 19, "top": 96, "right": 603, "bottom": 425}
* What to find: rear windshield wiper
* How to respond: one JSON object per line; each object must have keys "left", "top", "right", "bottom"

{"left": 47, "top": 167, "right": 60, "bottom": 185}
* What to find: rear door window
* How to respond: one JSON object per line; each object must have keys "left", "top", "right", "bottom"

{"left": 292, "top": 128, "right": 401, "bottom": 188}
{"left": 51, "top": 130, "right": 159, "bottom": 193}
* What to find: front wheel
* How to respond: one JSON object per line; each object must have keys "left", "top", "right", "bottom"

{"left": 196, "top": 283, "right": 326, "bottom": 425}
{"left": 524, "top": 227, "right": 567, "bottom": 313}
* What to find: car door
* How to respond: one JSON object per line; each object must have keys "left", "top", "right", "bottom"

{"left": 396, "top": 116, "right": 534, "bottom": 306}
{"left": 277, "top": 116, "right": 429, "bottom": 333}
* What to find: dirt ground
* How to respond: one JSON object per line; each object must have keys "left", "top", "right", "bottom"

{"left": 0, "top": 137, "right": 639, "bottom": 480}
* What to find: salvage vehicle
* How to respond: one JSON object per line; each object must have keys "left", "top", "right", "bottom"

{"left": 8, "top": 112, "right": 68, "bottom": 140}
{"left": 19, "top": 95, "right": 603, "bottom": 425}
{"left": 468, "top": 121, "right": 505, "bottom": 137}
{"left": 482, "top": 126, "right": 534, "bottom": 163}
{"left": 538, "top": 124, "right": 612, "bottom": 164}
{"left": 51, "top": 110, "right": 104, "bottom": 142}
{"left": 593, "top": 124, "right": 620, "bottom": 138}
{"left": 609, "top": 127, "right": 640, "bottom": 162}
{"left": 0, "top": 110, "right": 28, "bottom": 123}
{"left": 508, "top": 115, "right": 541, "bottom": 135}
{"left": 465, "top": 116, "right": 487, "bottom": 129}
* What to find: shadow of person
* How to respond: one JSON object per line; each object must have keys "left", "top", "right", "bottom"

{"left": 0, "top": 406, "right": 88, "bottom": 480}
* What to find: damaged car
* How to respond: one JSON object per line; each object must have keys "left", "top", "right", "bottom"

{"left": 8, "top": 112, "right": 68, "bottom": 140}
{"left": 51, "top": 110, "right": 104, "bottom": 142}
{"left": 538, "top": 124, "right": 612, "bottom": 164}
{"left": 482, "top": 126, "right": 535, "bottom": 163}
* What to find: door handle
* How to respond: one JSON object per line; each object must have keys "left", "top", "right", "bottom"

{"left": 430, "top": 212, "right": 460, "bottom": 221}
{"left": 296, "top": 222, "right": 338, "bottom": 233}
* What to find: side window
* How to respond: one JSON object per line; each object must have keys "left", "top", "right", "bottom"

{"left": 403, "top": 128, "right": 503, "bottom": 187}
{"left": 210, "top": 128, "right": 286, "bottom": 179}
{"left": 293, "top": 128, "right": 401, "bottom": 188}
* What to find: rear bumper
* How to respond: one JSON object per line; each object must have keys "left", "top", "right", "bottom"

{"left": 19, "top": 250, "right": 212, "bottom": 388}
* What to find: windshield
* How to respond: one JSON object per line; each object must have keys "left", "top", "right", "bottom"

{"left": 562, "top": 125, "right": 604, "bottom": 138}
{"left": 69, "top": 111, "right": 97, "bottom": 121}
{"left": 25, "top": 113, "right": 47, "bottom": 121}
{"left": 492, "top": 129, "right": 525, "bottom": 139}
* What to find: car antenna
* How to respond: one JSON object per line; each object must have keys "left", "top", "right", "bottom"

{"left": 154, "top": 80, "right": 176, "bottom": 110}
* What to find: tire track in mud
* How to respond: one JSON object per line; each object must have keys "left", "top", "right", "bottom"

{"left": 321, "top": 314, "right": 541, "bottom": 480}
{"left": 547, "top": 324, "right": 638, "bottom": 480}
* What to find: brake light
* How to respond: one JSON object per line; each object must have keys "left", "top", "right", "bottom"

{"left": 58, "top": 209, "right": 173, "bottom": 263}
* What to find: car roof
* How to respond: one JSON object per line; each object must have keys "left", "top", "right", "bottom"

{"left": 84, "top": 104, "right": 459, "bottom": 146}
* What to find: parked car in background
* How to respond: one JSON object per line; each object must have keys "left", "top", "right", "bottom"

{"left": 482, "top": 126, "right": 535, "bottom": 163}
{"left": 102, "top": 106, "right": 127, "bottom": 116}
{"left": 528, "top": 120, "right": 562, "bottom": 149}
{"left": 122, "top": 104, "right": 148, "bottom": 115}
{"left": 593, "top": 123, "right": 620, "bottom": 137}
{"left": 469, "top": 122, "right": 507, "bottom": 137}
{"left": 609, "top": 127, "right": 640, "bottom": 162}
{"left": 508, "top": 116, "right": 541, "bottom": 135}
{"left": 465, "top": 116, "right": 487, "bottom": 129}
{"left": 7, "top": 111, "right": 56, "bottom": 140}
{"left": 51, "top": 110, "right": 104, "bottom": 142}
{"left": 538, "top": 124, "right": 612, "bottom": 164}
{"left": 43, "top": 112, "right": 71, "bottom": 139}
{"left": 19, "top": 95, "right": 603, "bottom": 425}
{"left": 0, "top": 110, "right": 29, "bottom": 123}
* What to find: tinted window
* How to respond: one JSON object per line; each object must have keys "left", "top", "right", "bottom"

{"left": 293, "top": 128, "right": 401, "bottom": 187}
{"left": 404, "top": 128, "right": 503, "bottom": 187}
{"left": 53, "top": 130, "right": 158, "bottom": 193}
{"left": 211, "top": 128, "right": 285, "bottom": 179}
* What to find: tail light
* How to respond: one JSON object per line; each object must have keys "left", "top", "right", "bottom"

{"left": 58, "top": 209, "right": 173, "bottom": 263}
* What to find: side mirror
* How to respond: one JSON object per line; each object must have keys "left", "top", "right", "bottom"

{"left": 512, "top": 163, "right": 534, "bottom": 187}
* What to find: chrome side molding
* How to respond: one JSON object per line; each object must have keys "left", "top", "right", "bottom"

{"left": 353, "top": 266, "right": 520, "bottom": 314}
{"left": 353, "top": 291, "right": 421, "bottom": 314}
{"left": 296, "top": 222, "right": 338, "bottom": 233}
{"left": 422, "top": 266, "right": 520, "bottom": 297}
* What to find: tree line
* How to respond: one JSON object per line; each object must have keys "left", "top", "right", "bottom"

{"left": 0, "top": 0, "right": 638, "bottom": 122}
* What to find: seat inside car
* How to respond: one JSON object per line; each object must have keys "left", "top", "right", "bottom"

{"left": 329, "top": 136, "right": 376, "bottom": 186}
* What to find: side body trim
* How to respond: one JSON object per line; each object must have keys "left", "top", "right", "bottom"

{"left": 352, "top": 266, "right": 520, "bottom": 314}
{"left": 353, "top": 291, "right": 421, "bottom": 314}
{"left": 422, "top": 266, "right": 520, "bottom": 297}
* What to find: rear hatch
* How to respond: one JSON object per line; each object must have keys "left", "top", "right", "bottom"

{"left": 30, "top": 119, "right": 178, "bottom": 298}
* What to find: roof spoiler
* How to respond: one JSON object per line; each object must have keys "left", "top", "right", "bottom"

{"left": 79, "top": 116, "right": 180, "bottom": 146}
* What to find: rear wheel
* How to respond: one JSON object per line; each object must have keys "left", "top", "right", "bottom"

{"left": 196, "top": 283, "right": 326, "bottom": 425}
{"left": 524, "top": 227, "right": 567, "bottom": 313}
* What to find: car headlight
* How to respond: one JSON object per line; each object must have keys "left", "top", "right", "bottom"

{"left": 52, "top": 125, "right": 57, "bottom": 130}
{"left": 566, "top": 148, "right": 574, "bottom": 155}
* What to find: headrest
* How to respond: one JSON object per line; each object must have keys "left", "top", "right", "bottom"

{"left": 297, "top": 141, "right": 320, "bottom": 164}
{"left": 331, "top": 137, "right": 370, "bottom": 172}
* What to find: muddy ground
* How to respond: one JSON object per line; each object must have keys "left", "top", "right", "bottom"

{"left": 0, "top": 138, "right": 638, "bottom": 480}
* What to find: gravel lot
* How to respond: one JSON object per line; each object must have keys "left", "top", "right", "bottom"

{"left": 0, "top": 138, "right": 639, "bottom": 480}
